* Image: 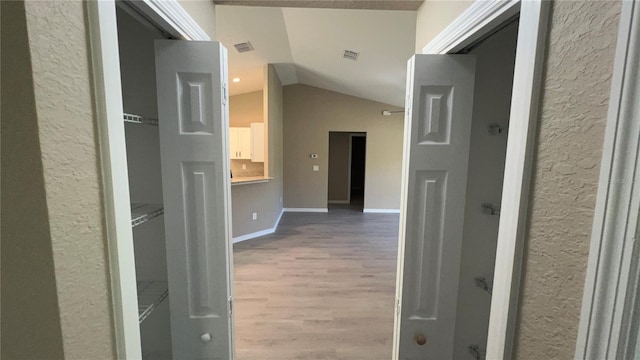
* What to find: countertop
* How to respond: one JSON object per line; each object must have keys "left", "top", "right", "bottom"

{"left": 231, "top": 176, "right": 272, "bottom": 186}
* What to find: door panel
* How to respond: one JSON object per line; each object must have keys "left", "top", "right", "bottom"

{"left": 155, "top": 40, "right": 234, "bottom": 360}
{"left": 395, "top": 55, "right": 476, "bottom": 359}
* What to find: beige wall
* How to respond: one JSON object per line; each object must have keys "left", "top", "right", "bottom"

{"left": 414, "top": 0, "right": 472, "bottom": 53}
{"left": 231, "top": 65, "right": 284, "bottom": 238}
{"left": 514, "top": 1, "right": 621, "bottom": 358}
{"left": 265, "top": 64, "right": 284, "bottom": 185}
{"left": 229, "top": 90, "right": 264, "bottom": 127}
{"left": 283, "top": 84, "right": 404, "bottom": 210}
{"left": 179, "top": 0, "right": 217, "bottom": 39}
{"left": 1, "top": 1, "right": 65, "bottom": 358}
{"left": 328, "top": 132, "right": 351, "bottom": 202}
{"left": 2, "top": 1, "right": 117, "bottom": 358}
{"left": 229, "top": 90, "right": 265, "bottom": 178}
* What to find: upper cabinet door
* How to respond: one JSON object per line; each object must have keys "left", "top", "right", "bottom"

{"left": 238, "top": 128, "right": 252, "bottom": 159}
{"left": 229, "top": 127, "right": 239, "bottom": 159}
{"left": 250, "top": 123, "right": 265, "bottom": 163}
{"left": 394, "top": 55, "right": 476, "bottom": 359}
{"left": 155, "top": 40, "right": 234, "bottom": 360}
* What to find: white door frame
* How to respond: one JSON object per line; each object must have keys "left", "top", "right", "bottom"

{"left": 417, "top": 1, "right": 550, "bottom": 359}
{"left": 90, "top": 0, "right": 550, "bottom": 358}
{"left": 86, "top": 1, "right": 209, "bottom": 358}
{"left": 575, "top": 1, "right": 640, "bottom": 359}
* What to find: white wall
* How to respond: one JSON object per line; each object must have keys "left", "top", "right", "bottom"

{"left": 453, "top": 22, "right": 518, "bottom": 359}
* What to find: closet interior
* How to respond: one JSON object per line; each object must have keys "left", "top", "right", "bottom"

{"left": 116, "top": 5, "right": 172, "bottom": 359}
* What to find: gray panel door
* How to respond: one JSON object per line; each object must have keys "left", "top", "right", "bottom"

{"left": 155, "top": 40, "right": 234, "bottom": 359}
{"left": 395, "top": 54, "right": 476, "bottom": 359}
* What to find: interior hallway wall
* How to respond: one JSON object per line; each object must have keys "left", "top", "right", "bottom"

{"left": 328, "top": 132, "right": 351, "bottom": 203}
{"left": 283, "top": 84, "right": 404, "bottom": 211}
{"left": 514, "top": 1, "right": 621, "bottom": 358}
{"left": 1, "top": 1, "right": 65, "bottom": 358}
{"left": 3, "top": 1, "right": 118, "bottom": 358}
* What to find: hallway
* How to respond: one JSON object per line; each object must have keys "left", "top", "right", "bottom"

{"left": 233, "top": 209, "right": 399, "bottom": 359}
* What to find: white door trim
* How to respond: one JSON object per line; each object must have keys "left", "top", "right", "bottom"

{"left": 422, "top": 0, "right": 520, "bottom": 55}
{"left": 419, "top": 1, "right": 550, "bottom": 358}
{"left": 123, "top": 0, "right": 210, "bottom": 41}
{"left": 575, "top": 1, "right": 640, "bottom": 359}
{"left": 86, "top": 1, "right": 209, "bottom": 357}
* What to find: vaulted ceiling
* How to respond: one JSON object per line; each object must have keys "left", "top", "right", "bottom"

{"left": 215, "top": 5, "right": 417, "bottom": 106}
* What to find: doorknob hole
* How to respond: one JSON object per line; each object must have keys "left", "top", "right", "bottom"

{"left": 415, "top": 334, "right": 426, "bottom": 346}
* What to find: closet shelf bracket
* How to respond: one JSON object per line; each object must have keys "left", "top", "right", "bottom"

{"left": 124, "top": 113, "right": 159, "bottom": 126}
{"left": 137, "top": 281, "right": 169, "bottom": 323}
{"left": 131, "top": 203, "right": 164, "bottom": 228}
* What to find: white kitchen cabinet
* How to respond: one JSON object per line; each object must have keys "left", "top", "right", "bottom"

{"left": 251, "top": 123, "right": 265, "bottom": 162}
{"left": 230, "top": 127, "right": 252, "bottom": 160}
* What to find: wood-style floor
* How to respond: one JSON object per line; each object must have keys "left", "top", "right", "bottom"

{"left": 233, "top": 208, "right": 399, "bottom": 360}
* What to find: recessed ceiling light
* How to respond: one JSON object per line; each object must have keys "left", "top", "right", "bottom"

{"left": 232, "top": 77, "right": 241, "bottom": 83}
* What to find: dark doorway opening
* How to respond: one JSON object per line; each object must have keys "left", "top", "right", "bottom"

{"left": 350, "top": 135, "right": 366, "bottom": 208}
{"left": 328, "top": 132, "right": 366, "bottom": 211}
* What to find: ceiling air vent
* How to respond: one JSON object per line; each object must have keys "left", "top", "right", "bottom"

{"left": 234, "top": 41, "right": 254, "bottom": 53}
{"left": 342, "top": 49, "right": 359, "bottom": 61}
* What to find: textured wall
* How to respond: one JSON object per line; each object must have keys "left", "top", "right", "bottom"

{"left": 414, "top": 0, "right": 472, "bottom": 53}
{"left": 23, "top": 1, "right": 117, "bottom": 358}
{"left": 0, "top": 1, "right": 65, "bottom": 358}
{"left": 514, "top": 1, "right": 621, "bottom": 358}
{"left": 283, "top": 84, "right": 404, "bottom": 210}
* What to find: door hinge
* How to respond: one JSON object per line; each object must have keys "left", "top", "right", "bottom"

{"left": 228, "top": 296, "right": 233, "bottom": 315}
{"left": 395, "top": 298, "right": 401, "bottom": 315}
{"left": 223, "top": 83, "right": 228, "bottom": 104}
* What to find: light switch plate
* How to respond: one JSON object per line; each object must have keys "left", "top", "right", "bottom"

{"left": 313, "top": 165, "right": 319, "bottom": 172}
{"left": 252, "top": 212, "right": 257, "bottom": 220}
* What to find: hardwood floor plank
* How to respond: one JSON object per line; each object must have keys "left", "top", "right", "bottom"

{"left": 233, "top": 209, "right": 399, "bottom": 359}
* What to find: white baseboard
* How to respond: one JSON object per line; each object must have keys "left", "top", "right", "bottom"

{"left": 328, "top": 200, "right": 350, "bottom": 204}
{"left": 283, "top": 208, "right": 328, "bottom": 213}
{"left": 232, "top": 208, "right": 284, "bottom": 244}
{"left": 363, "top": 208, "right": 401, "bottom": 214}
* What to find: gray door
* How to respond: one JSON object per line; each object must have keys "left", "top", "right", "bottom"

{"left": 155, "top": 40, "right": 234, "bottom": 359}
{"left": 394, "top": 54, "right": 476, "bottom": 359}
